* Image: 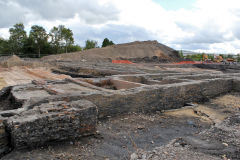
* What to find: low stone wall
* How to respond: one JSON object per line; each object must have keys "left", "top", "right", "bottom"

{"left": 4, "top": 100, "right": 97, "bottom": 149}
{"left": 80, "top": 78, "right": 233, "bottom": 118}
{"left": 233, "top": 78, "right": 240, "bottom": 92}
{"left": 0, "top": 120, "right": 10, "bottom": 157}
{"left": 194, "top": 64, "right": 240, "bottom": 73}
{"left": 7, "top": 78, "right": 232, "bottom": 119}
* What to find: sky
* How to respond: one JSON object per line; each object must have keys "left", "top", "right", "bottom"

{"left": 0, "top": 0, "right": 240, "bottom": 54}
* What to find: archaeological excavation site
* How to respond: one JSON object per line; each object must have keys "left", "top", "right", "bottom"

{"left": 0, "top": 41, "right": 239, "bottom": 160}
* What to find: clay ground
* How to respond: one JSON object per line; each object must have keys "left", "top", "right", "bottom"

{"left": 3, "top": 92, "right": 240, "bottom": 160}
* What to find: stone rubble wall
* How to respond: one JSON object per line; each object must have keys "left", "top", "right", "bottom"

{"left": 83, "top": 78, "right": 233, "bottom": 118}
{"left": 233, "top": 78, "right": 240, "bottom": 92}
{"left": 0, "top": 120, "right": 10, "bottom": 156}
{"left": 3, "top": 100, "right": 97, "bottom": 149}
{"left": 0, "top": 75, "right": 236, "bottom": 153}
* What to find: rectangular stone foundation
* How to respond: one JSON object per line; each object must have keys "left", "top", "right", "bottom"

{"left": 0, "top": 75, "right": 237, "bottom": 151}
{"left": 81, "top": 78, "right": 233, "bottom": 118}
{"left": 5, "top": 100, "right": 97, "bottom": 148}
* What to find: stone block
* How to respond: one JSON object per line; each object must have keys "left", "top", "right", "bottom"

{"left": 6, "top": 100, "right": 97, "bottom": 148}
{"left": 0, "top": 120, "right": 10, "bottom": 157}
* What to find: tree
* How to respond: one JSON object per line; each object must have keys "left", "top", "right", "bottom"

{"left": 49, "top": 26, "right": 61, "bottom": 54}
{"left": 22, "top": 37, "right": 35, "bottom": 58}
{"left": 178, "top": 50, "right": 184, "bottom": 58}
{"left": 2, "top": 23, "right": 78, "bottom": 57}
{"left": 0, "top": 37, "right": 10, "bottom": 56}
{"left": 102, "top": 38, "right": 114, "bottom": 47}
{"left": 61, "top": 27, "right": 74, "bottom": 53}
{"left": 227, "top": 54, "right": 233, "bottom": 58}
{"left": 29, "top": 25, "right": 48, "bottom": 57}
{"left": 9, "top": 23, "right": 27, "bottom": 55}
{"left": 237, "top": 54, "right": 240, "bottom": 62}
{"left": 50, "top": 25, "right": 74, "bottom": 54}
{"left": 84, "top": 40, "right": 98, "bottom": 50}
{"left": 208, "top": 54, "right": 214, "bottom": 61}
{"left": 67, "top": 45, "right": 82, "bottom": 52}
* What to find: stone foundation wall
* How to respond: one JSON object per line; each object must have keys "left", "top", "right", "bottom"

{"left": 0, "top": 120, "right": 10, "bottom": 156}
{"left": 233, "top": 78, "right": 240, "bottom": 92}
{"left": 0, "top": 75, "right": 236, "bottom": 153}
{"left": 4, "top": 100, "right": 97, "bottom": 149}
{"left": 83, "top": 78, "right": 233, "bottom": 118}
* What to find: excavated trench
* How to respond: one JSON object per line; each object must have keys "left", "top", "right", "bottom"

{"left": 0, "top": 70, "right": 239, "bottom": 159}
{"left": 0, "top": 87, "right": 23, "bottom": 111}
{"left": 2, "top": 93, "right": 240, "bottom": 160}
{"left": 51, "top": 64, "right": 117, "bottom": 78}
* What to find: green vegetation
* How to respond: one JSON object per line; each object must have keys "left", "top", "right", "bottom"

{"left": 208, "top": 54, "right": 214, "bottom": 61}
{"left": 29, "top": 25, "right": 48, "bottom": 57}
{"left": 84, "top": 40, "right": 98, "bottom": 50}
{"left": 0, "top": 23, "right": 81, "bottom": 58}
{"left": 0, "top": 38, "right": 10, "bottom": 55}
{"left": 219, "top": 54, "right": 235, "bottom": 59}
{"left": 102, "top": 38, "right": 114, "bottom": 47}
{"left": 9, "top": 23, "right": 27, "bottom": 55}
{"left": 185, "top": 54, "right": 203, "bottom": 61}
{"left": 178, "top": 50, "right": 184, "bottom": 58}
{"left": 49, "top": 25, "right": 75, "bottom": 54}
{"left": 61, "top": 27, "right": 74, "bottom": 53}
{"left": 184, "top": 53, "right": 239, "bottom": 62}
{"left": 237, "top": 54, "right": 240, "bottom": 62}
{"left": 0, "top": 23, "right": 115, "bottom": 58}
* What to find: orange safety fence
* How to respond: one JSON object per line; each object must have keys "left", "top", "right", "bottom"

{"left": 112, "top": 60, "right": 135, "bottom": 64}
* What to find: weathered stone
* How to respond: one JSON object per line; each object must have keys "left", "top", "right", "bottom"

{"left": 5, "top": 100, "right": 97, "bottom": 148}
{"left": 233, "top": 78, "right": 240, "bottom": 92}
{"left": 0, "top": 119, "right": 10, "bottom": 157}
{"left": 81, "top": 78, "right": 233, "bottom": 118}
{"left": 0, "top": 71, "right": 239, "bottom": 151}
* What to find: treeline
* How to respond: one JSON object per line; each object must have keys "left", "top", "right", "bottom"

{"left": 0, "top": 23, "right": 115, "bottom": 58}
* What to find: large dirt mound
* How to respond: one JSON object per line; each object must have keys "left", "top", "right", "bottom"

{"left": 42, "top": 40, "right": 180, "bottom": 63}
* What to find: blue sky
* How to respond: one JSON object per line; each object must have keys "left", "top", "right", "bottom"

{"left": 0, "top": 0, "right": 240, "bottom": 54}
{"left": 153, "top": 0, "right": 196, "bottom": 10}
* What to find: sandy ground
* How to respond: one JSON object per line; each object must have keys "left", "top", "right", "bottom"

{"left": 0, "top": 66, "right": 70, "bottom": 89}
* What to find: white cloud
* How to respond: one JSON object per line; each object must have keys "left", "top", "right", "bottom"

{"left": 0, "top": 0, "right": 119, "bottom": 27}
{"left": 0, "top": 0, "right": 240, "bottom": 54}
{"left": 71, "top": 24, "right": 156, "bottom": 46}
{"left": 0, "top": 28, "right": 9, "bottom": 39}
{"left": 108, "top": 0, "right": 240, "bottom": 53}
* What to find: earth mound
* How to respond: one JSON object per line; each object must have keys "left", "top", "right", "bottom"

{"left": 42, "top": 40, "right": 180, "bottom": 63}
{"left": 0, "top": 55, "right": 24, "bottom": 67}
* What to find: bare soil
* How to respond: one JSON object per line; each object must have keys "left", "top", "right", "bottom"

{"left": 41, "top": 41, "right": 180, "bottom": 63}
{"left": 0, "top": 66, "right": 70, "bottom": 89}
